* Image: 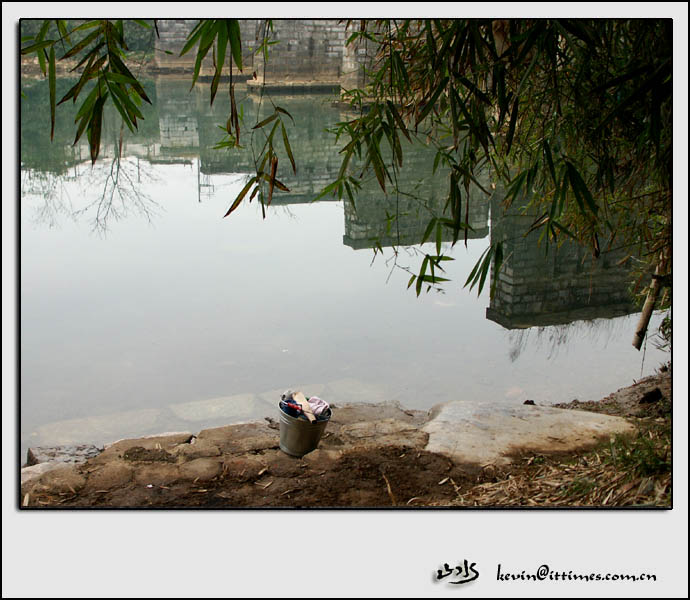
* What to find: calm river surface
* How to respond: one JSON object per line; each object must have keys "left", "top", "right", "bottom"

{"left": 20, "top": 77, "right": 667, "bottom": 454}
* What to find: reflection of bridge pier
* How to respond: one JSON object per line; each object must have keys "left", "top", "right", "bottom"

{"left": 156, "top": 79, "right": 200, "bottom": 153}
{"left": 342, "top": 155, "right": 490, "bottom": 250}
{"left": 486, "top": 196, "right": 637, "bottom": 329}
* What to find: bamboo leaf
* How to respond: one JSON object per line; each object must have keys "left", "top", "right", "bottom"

{"left": 416, "top": 76, "right": 449, "bottom": 126}
{"left": 179, "top": 21, "right": 206, "bottom": 56}
{"left": 224, "top": 176, "right": 257, "bottom": 217}
{"left": 281, "top": 122, "right": 296, "bottom": 174}
{"left": 87, "top": 92, "right": 108, "bottom": 165}
{"left": 228, "top": 19, "right": 243, "bottom": 70}
{"left": 253, "top": 112, "right": 278, "bottom": 129}
{"left": 107, "top": 82, "right": 136, "bottom": 133}
{"left": 543, "top": 139, "right": 557, "bottom": 185}
{"left": 421, "top": 217, "right": 437, "bottom": 245}
{"left": 48, "top": 45, "right": 56, "bottom": 141}
{"left": 386, "top": 100, "right": 411, "bottom": 141}
{"left": 108, "top": 51, "right": 151, "bottom": 103}
{"left": 566, "top": 161, "right": 598, "bottom": 215}
{"left": 61, "top": 28, "right": 101, "bottom": 59}
{"left": 21, "top": 40, "right": 56, "bottom": 55}
{"left": 267, "top": 155, "right": 278, "bottom": 206}
{"left": 275, "top": 106, "right": 295, "bottom": 124}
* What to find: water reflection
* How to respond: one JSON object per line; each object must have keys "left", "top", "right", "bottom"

{"left": 20, "top": 75, "right": 649, "bottom": 326}
{"left": 486, "top": 194, "right": 638, "bottom": 330}
{"left": 20, "top": 76, "right": 667, "bottom": 452}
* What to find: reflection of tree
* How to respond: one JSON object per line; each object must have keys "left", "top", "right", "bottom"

{"left": 507, "top": 317, "right": 633, "bottom": 363}
{"left": 22, "top": 152, "right": 162, "bottom": 235}
{"left": 74, "top": 154, "right": 161, "bottom": 234}
{"left": 21, "top": 169, "right": 77, "bottom": 228}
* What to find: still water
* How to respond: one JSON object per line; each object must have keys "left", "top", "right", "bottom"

{"left": 20, "top": 77, "right": 667, "bottom": 454}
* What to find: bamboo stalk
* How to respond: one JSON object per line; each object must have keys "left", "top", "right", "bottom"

{"left": 632, "top": 263, "right": 662, "bottom": 350}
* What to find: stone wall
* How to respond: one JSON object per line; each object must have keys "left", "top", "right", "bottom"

{"left": 486, "top": 195, "right": 637, "bottom": 329}
{"left": 154, "top": 19, "right": 259, "bottom": 76}
{"left": 154, "top": 19, "right": 374, "bottom": 86}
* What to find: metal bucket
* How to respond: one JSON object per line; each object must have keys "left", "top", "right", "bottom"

{"left": 279, "top": 407, "right": 330, "bottom": 457}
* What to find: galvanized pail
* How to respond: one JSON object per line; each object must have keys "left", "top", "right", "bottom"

{"left": 278, "top": 407, "right": 330, "bottom": 457}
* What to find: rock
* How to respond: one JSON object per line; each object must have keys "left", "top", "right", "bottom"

{"left": 133, "top": 464, "right": 180, "bottom": 486}
{"left": 24, "top": 464, "right": 86, "bottom": 495}
{"left": 300, "top": 448, "right": 342, "bottom": 464}
{"left": 178, "top": 458, "right": 222, "bottom": 482}
{"left": 104, "top": 431, "right": 192, "bottom": 449}
{"left": 523, "top": 400, "right": 536, "bottom": 406}
{"left": 337, "top": 418, "right": 428, "bottom": 450}
{"left": 26, "top": 445, "right": 101, "bottom": 466}
{"left": 21, "top": 462, "right": 62, "bottom": 487}
{"left": 197, "top": 422, "right": 278, "bottom": 454}
{"left": 93, "top": 433, "right": 193, "bottom": 464}
{"left": 172, "top": 438, "right": 221, "bottom": 459}
{"left": 423, "top": 399, "right": 635, "bottom": 467}
{"left": 83, "top": 461, "right": 134, "bottom": 491}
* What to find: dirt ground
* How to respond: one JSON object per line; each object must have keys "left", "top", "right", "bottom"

{"left": 21, "top": 365, "right": 672, "bottom": 508}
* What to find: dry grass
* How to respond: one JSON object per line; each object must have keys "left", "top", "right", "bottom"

{"left": 444, "top": 418, "right": 671, "bottom": 507}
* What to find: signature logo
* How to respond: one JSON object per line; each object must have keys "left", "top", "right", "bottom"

{"left": 436, "top": 560, "right": 479, "bottom": 585}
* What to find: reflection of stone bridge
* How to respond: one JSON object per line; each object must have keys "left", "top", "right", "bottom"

{"left": 342, "top": 177, "right": 490, "bottom": 249}
{"left": 486, "top": 195, "right": 638, "bottom": 329}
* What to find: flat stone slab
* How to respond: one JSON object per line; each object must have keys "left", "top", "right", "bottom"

{"left": 26, "top": 445, "right": 102, "bottom": 466}
{"left": 21, "top": 462, "right": 63, "bottom": 486}
{"left": 30, "top": 408, "right": 168, "bottom": 447}
{"left": 423, "top": 400, "right": 636, "bottom": 467}
{"left": 169, "top": 393, "right": 273, "bottom": 423}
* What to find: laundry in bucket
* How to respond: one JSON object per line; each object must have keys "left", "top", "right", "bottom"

{"left": 280, "top": 389, "right": 331, "bottom": 422}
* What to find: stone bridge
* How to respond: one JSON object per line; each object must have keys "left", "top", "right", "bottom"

{"left": 154, "top": 19, "right": 374, "bottom": 89}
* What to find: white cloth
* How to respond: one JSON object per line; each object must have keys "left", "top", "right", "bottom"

{"left": 306, "top": 395, "right": 329, "bottom": 416}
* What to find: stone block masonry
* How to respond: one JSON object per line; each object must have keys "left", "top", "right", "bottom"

{"left": 154, "top": 19, "right": 375, "bottom": 87}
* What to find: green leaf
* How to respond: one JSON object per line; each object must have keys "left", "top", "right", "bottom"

{"left": 281, "top": 122, "right": 296, "bottom": 174}
{"left": 275, "top": 106, "right": 295, "bottom": 124}
{"left": 106, "top": 83, "right": 136, "bottom": 133}
{"left": 21, "top": 39, "right": 56, "bottom": 55}
{"left": 74, "top": 83, "right": 100, "bottom": 122}
{"left": 464, "top": 246, "right": 487, "bottom": 287}
{"left": 416, "top": 76, "right": 449, "bottom": 126}
{"left": 228, "top": 19, "right": 243, "bottom": 71}
{"left": 103, "top": 71, "right": 137, "bottom": 86}
{"left": 253, "top": 112, "right": 278, "bottom": 130}
{"left": 543, "top": 139, "right": 557, "bottom": 186}
{"left": 87, "top": 92, "right": 108, "bottom": 164}
{"left": 566, "top": 161, "right": 598, "bottom": 215}
{"left": 108, "top": 51, "right": 151, "bottom": 103}
{"left": 107, "top": 79, "right": 144, "bottom": 120}
{"left": 61, "top": 27, "right": 101, "bottom": 59}
{"left": 48, "top": 45, "right": 56, "bottom": 141}
{"left": 190, "top": 22, "right": 218, "bottom": 89}
{"left": 416, "top": 255, "right": 430, "bottom": 296}
{"left": 421, "top": 217, "right": 437, "bottom": 245}
{"left": 180, "top": 21, "right": 206, "bottom": 56}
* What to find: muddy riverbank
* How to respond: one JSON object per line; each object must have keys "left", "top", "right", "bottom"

{"left": 20, "top": 366, "right": 671, "bottom": 508}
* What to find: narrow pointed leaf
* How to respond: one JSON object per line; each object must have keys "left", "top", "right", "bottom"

{"left": 48, "top": 45, "right": 56, "bottom": 140}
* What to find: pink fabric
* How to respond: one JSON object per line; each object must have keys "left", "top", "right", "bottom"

{"left": 307, "top": 396, "right": 329, "bottom": 416}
